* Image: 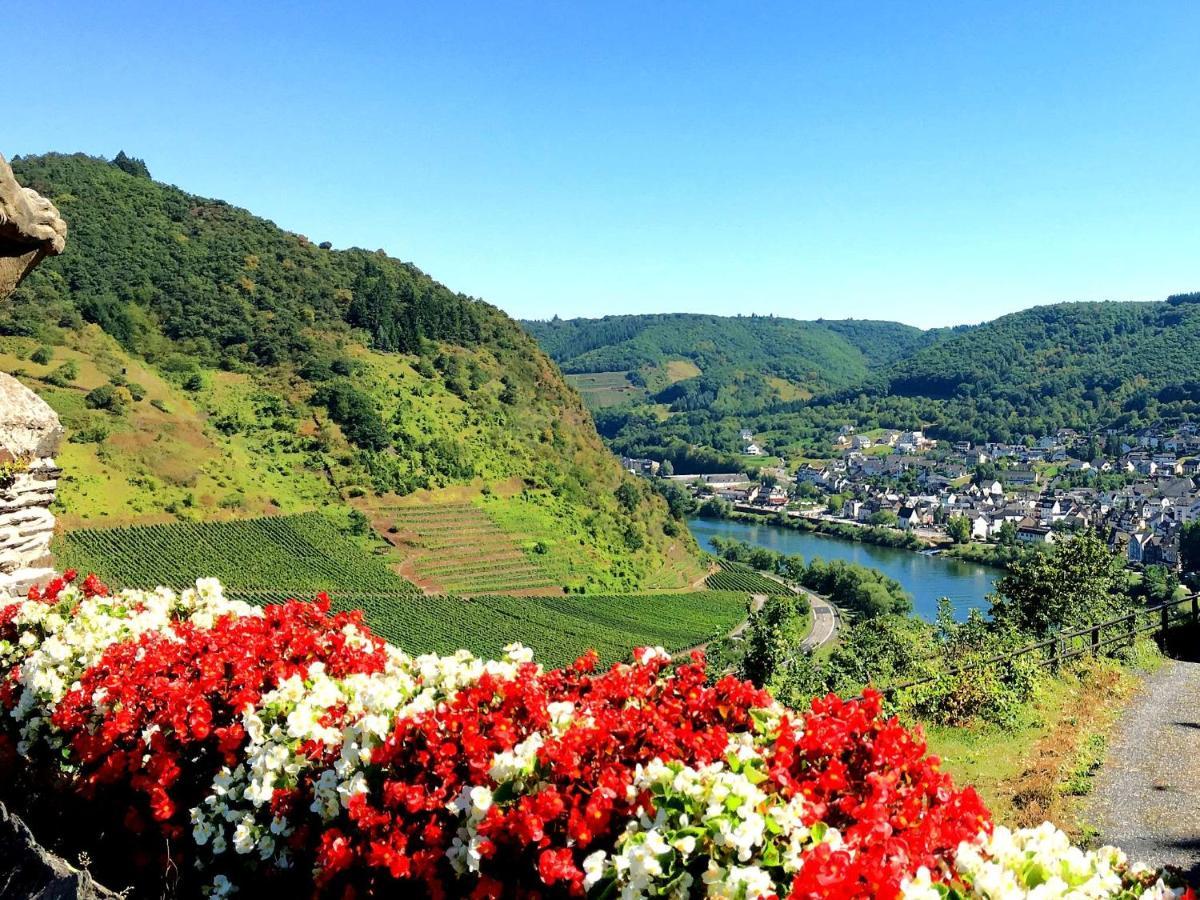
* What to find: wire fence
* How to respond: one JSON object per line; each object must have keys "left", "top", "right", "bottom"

{"left": 875, "top": 593, "right": 1199, "bottom": 698}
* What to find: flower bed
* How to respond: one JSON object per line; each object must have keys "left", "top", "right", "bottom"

{"left": 0, "top": 572, "right": 1192, "bottom": 898}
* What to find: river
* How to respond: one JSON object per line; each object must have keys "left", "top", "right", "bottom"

{"left": 687, "top": 517, "right": 999, "bottom": 621}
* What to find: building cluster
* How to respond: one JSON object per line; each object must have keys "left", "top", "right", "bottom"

{"left": 635, "top": 424, "right": 1200, "bottom": 571}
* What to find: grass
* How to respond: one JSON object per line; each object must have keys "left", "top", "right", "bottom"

{"left": 662, "top": 359, "right": 702, "bottom": 383}
{"left": 0, "top": 330, "right": 338, "bottom": 528}
{"left": 922, "top": 657, "right": 1143, "bottom": 832}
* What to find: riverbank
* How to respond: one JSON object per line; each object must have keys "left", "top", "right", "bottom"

{"left": 688, "top": 517, "right": 999, "bottom": 621}
{"left": 724, "top": 506, "right": 928, "bottom": 550}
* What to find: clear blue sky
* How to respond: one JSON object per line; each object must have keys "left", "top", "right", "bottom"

{"left": 10, "top": 1, "right": 1200, "bottom": 327}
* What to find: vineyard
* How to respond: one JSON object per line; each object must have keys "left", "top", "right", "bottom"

{"left": 54, "top": 513, "right": 421, "bottom": 595}
{"left": 705, "top": 559, "right": 789, "bottom": 595}
{"left": 378, "top": 502, "right": 561, "bottom": 594}
{"left": 55, "top": 511, "right": 754, "bottom": 667}
{"left": 223, "top": 588, "right": 750, "bottom": 668}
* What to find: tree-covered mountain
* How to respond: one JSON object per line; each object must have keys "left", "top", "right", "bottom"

{"left": 524, "top": 298, "right": 1200, "bottom": 470}
{"left": 2, "top": 152, "right": 699, "bottom": 591}
{"left": 880, "top": 297, "right": 1200, "bottom": 441}
{"left": 523, "top": 313, "right": 932, "bottom": 391}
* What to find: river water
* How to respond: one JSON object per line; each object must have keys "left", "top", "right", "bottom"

{"left": 687, "top": 517, "right": 999, "bottom": 621}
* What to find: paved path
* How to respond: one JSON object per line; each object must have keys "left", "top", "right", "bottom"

{"left": 757, "top": 571, "right": 840, "bottom": 652}
{"left": 1086, "top": 658, "right": 1200, "bottom": 880}
{"left": 801, "top": 590, "right": 839, "bottom": 651}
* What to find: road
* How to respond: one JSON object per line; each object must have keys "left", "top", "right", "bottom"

{"left": 678, "top": 577, "right": 840, "bottom": 661}
{"left": 758, "top": 570, "right": 840, "bottom": 652}
{"left": 801, "top": 590, "right": 839, "bottom": 651}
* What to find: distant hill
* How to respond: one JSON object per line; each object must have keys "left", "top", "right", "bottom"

{"left": 522, "top": 299, "right": 1200, "bottom": 467}
{"left": 3, "top": 153, "right": 700, "bottom": 592}
{"left": 882, "top": 295, "right": 1200, "bottom": 441}
{"left": 523, "top": 313, "right": 932, "bottom": 391}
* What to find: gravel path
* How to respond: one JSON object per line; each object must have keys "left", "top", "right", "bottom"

{"left": 1086, "top": 658, "right": 1200, "bottom": 879}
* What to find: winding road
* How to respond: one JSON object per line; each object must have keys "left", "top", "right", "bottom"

{"left": 801, "top": 590, "right": 839, "bottom": 652}
{"left": 680, "top": 577, "right": 841, "bottom": 660}
{"left": 758, "top": 571, "right": 840, "bottom": 652}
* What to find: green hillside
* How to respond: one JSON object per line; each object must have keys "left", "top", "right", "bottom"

{"left": 54, "top": 513, "right": 421, "bottom": 594}
{"left": 523, "top": 299, "right": 1200, "bottom": 467}
{"left": 53, "top": 512, "right": 745, "bottom": 667}
{"left": 523, "top": 313, "right": 929, "bottom": 392}
{"left": 5, "top": 152, "right": 702, "bottom": 592}
{"left": 882, "top": 296, "right": 1200, "bottom": 441}
{"left": 521, "top": 313, "right": 936, "bottom": 470}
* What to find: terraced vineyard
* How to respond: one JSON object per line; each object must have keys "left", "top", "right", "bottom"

{"left": 55, "top": 513, "right": 421, "bottom": 595}
{"left": 705, "top": 559, "right": 789, "bottom": 595}
{"left": 225, "top": 588, "right": 750, "bottom": 668}
{"left": 380, "top": 502, "right": 560, "bottom": 594}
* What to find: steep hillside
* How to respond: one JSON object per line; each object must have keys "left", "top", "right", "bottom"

{"left": 3, "top": 152, "right": 701, "bottom": 591}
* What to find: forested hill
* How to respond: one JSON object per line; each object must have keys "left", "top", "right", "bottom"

{"left": 2, "top": 152, "right": 694, "bottom": 591}
{"left": 523, "top": 313, "right": 932, "bottom": 390}
{"left": 883, "top": 295, "right": 1200, "bottom": 441}
{"left": 522, "top": 298, "right": 1200, "bottom": 469}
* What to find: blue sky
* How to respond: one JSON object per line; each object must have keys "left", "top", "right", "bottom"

{"left": 10, "top": 1, "right": 1200, "bottom": 327}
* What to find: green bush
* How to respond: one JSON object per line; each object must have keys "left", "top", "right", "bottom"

{"left": 44, "top": 360, "right": 79, "bottom": 387}
{"left": 84, "top": 384, "right": 132, "bottom": 414}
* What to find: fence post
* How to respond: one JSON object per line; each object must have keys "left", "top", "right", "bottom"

{"left": 1127, "top": 610, "right": 1137, "bottom": 648}
{"left": 1050, "top": 631, "right": 1061, "bottom": 674}
{"left": 1091, "top": 624, "right": 1100, "bottom": 656}
{"left": 1192, "top": 594, "right": 1198, "bottom": 626}
{"left": 1161, "top": 603, "right": 1170, "bottom": 638}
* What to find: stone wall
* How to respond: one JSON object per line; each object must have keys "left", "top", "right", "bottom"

{"left": 0, "top": 154, "right": 67, "bottom": 598}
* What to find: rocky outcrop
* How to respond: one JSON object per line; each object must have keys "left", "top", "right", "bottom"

{"left": 0, "top": 802, "right": 119, "bottom": 899}
{"left": 0, "top": 155, "right": 67, "bottom": 598}
{"left": 0, "top": 153, "right": 67, "bottom": 298}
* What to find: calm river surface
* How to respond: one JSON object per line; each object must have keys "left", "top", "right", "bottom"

{"left": 687, "top": 517, "right": 998, "bottom": 621}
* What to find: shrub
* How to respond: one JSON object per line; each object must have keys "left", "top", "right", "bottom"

{"left": 84, "top": 384, "right": 132, "bottom": 414}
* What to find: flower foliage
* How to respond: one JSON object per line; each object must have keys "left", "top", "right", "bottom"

{"left": 0, "top": 573, "right": 1191, "bottom": 899}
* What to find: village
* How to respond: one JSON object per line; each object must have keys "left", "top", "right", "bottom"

{"left": 625, "top": 423, "right": 1200, "bottom": 571}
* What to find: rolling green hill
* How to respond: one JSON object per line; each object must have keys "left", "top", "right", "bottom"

{"left": 4, "top": 152, "right": 703, "bottom": 592}
{"left": 521, "top": 313, "right": 939, "bottom": 470}
{"left": 523, "top": 299, "right": 1200, "bottom": 468}
{"left": 523, "top": 313, "right": 930, "bottom": 393}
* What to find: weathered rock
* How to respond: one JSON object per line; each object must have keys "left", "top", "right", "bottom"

{"left": 0, "top": 802, "right": 119, "bottom": 899}
{"left": 0, "top": 375, "right": 63, "bottom": 459}
{"left": 0, "top": 155, "right": 67, "bottom": 599}
{"left": 0, "top": 153, "right": 67, "bottom": 298}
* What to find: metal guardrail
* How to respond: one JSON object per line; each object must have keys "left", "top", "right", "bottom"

{"left": 875, "top": 593, "right": 1199, "bottom": 698}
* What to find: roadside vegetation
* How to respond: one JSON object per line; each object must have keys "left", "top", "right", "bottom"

{"left": 702, "top": 527, "right": 1186, "bottom": 829}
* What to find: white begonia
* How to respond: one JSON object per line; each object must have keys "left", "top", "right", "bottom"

{"left": 4, "top": 577, "right": 1187, "bottom": 900}
{"left": 0, "top": 581, "right": 258, "bottom": 755}
{"left": 913, "top": 823, "right": 1191, "bottom": 900}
